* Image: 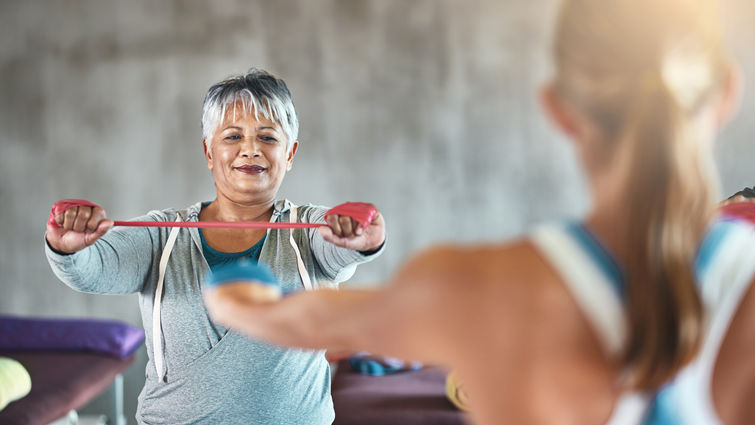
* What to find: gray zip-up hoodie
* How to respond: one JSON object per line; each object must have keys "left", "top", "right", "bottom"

{"left": 45, "top": 199, "right": 384, "bottom": 425}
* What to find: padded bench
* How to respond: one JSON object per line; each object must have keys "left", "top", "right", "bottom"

{"left": 331, "top": 359, "right": 468, "bottom": 425}
{"left": 0, "top": 315, "right": 144, "bottom": 425}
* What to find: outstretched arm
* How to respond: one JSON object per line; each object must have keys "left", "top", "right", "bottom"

{"left": 45, "top": 199, "right": 157, "bottom": 294}
{"left": 202, "top": 238, "right": 565, "bottom": 369}
{"left": 203, "top": 246, "right": 466, "bottom": 365}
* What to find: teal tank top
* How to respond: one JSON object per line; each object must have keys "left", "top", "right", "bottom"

{"left": 199, "top": 228, "right": 266, "bottom": 271}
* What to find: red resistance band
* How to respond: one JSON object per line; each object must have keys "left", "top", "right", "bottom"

{"left": 720, "top": 202, "right": 755, "bottom": 225}
{"left": 48, "top": 199, "right": 378, "bottom": 230}
{"left": 47, "top": 199, "right": 101, "bottom": 227}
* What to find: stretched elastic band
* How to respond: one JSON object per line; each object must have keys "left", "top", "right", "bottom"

{"left": 112, "top": 221, "right": 324, "bottom": 229}
{"left": 50, "top": 201, "right": 377, "bottom": 230}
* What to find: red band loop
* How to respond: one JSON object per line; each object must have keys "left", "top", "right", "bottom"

{"left": 48, "top": 199, "right": 103, "bottom": 228}
{"left": 112, "top": 221, "right": 323, "bottom": 229}
{"left": 720, "top": 202, "right": 755, "bottom": 224}
{"left": 324, "top": 202, "right": 378, "bottom": 229}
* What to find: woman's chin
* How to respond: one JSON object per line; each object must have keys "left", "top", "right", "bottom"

{"left": 221, "top": 187, "right": 279, "bottom": 204}
{"left": 232, "top": 178, "right": 281, "bottom": 193}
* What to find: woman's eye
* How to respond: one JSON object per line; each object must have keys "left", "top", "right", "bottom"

{"left": 225, "top": 134, "right": 242, "bottom": 141}
{"left": 260, "top": 136, "right": 277, "bottom": 143}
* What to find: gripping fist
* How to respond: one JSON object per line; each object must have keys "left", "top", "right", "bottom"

{"left": 46, "top": 199, "right": 113, "bottom": 254}
{"left": 319, "top": 202, "right": 385, "bottom": 252}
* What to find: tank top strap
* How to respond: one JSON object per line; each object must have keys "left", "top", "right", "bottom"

{"left": 530, "top": 222, "right": 627, "bottom": 356}
{"left": 696, "top": 219, "right": 755, "bottom": 309}
{"left": 651, "top": 219, "right": 755, "bottom": 425}
{"left": 531, "top": 222, "right": 652, "bottom": 424}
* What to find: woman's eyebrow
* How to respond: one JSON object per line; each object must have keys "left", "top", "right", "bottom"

{"left": 222, "top": 125, "right": 243, "bottom": 132}
{"left": 257, "top": 126, "right": 278, "bottom": 132}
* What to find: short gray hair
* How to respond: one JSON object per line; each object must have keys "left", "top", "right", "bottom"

{"left": 201, "top": 68, "right": 299, "bottom": 151}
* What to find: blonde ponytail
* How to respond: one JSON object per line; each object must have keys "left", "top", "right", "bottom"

{"left": 553, "top": 0, "right": 727, "bottom": 389}
{"left": 620, "top": 70, "right": 714, "bottom": 388}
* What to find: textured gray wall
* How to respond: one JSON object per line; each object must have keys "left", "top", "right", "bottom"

{"left": 1, "top": 0, "right": 753, "bottom": 423}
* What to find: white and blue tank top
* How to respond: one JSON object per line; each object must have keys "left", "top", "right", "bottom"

{"left": 531, "top": 217, "right": 755, "bottom": 424}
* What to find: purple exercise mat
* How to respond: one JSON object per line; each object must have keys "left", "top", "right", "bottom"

{"left": 0, "top": 315, "right": 144, "bottom": 359}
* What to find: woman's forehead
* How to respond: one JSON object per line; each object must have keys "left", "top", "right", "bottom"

{"left": 220, "top": 101, "right": 282, "bottom": 130}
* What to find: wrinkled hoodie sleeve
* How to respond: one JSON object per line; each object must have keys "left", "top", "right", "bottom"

{"left": 44, "top": 210, "right": 167, "bottom": 294}
{"left": 302, "top": 206, "right": 385, "bottom": 282}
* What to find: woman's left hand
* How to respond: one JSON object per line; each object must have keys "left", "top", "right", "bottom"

{"left": 718, "top": 194, "right": 755, "bottom": 208}
{"left": 319, "top": 210, "right": 386, "bottom": 252}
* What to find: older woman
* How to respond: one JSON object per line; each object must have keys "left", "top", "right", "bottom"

{"left": 204, "top": 1, "right": 755, "bottom": 424}
{"left": 45, "top": 68, "right": 386, "bottom": 424}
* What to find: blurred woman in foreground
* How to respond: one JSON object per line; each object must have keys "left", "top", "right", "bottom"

{"left": 205, "top": 1, "right": 754, "bottom": 423}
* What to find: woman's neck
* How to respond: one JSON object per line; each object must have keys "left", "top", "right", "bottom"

{"left": 583, "top": 152, "right": 634, "bottom": 264}
{"left": 199, "top": 195, "right": 274, "bottom": 252}
{"left": 201, "top": 195, "right": 275, "bottom": 223}
{"left": 584, "top": 211, "right": 628, "bottom": 264}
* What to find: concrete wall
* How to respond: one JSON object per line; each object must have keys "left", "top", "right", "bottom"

{"left": 1, "top": 0, "right": 753, "bottom": 422}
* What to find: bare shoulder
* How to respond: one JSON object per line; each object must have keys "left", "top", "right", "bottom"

{"left": 387, "top": 238, "right": 583, "bottom": 347}
{"left": 713, "top": 277, "right": 755, "bottom": 425}
{"left": 373, "top": 238, "right": 558, "bottom": 362}
{"left": 401, "top": 240, "right": 619, "bottom": 423}
{"left": 392, "top": 238, "right": 552, "bottom": 288}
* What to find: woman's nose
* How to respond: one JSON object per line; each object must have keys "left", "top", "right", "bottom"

{"left": 240, "top": 138, "right": 261, "bottom": 157}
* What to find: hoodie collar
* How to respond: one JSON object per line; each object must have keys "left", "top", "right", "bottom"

{"left": 185, "top": 199, "right": 293, "bottom": 223}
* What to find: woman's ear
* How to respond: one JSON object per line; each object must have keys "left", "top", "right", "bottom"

{"left": 286, "top": 140, "right": 299, "bottom": 171}
{"left": 540, "top": 83, "right": 584, "bottom": 141}
{"left": 715, "top": 62, "right": 743, "bottom": 129}
{"left": 203, "top": 139, "right": 213, "bottom": 169}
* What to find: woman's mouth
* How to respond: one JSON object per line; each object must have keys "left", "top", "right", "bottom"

{"left": 234, "top": 165, "right": 266, "bottom": 174}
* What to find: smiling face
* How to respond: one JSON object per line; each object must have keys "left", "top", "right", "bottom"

{"left": 204, "top": 102, "right": 298, "bottom": 206}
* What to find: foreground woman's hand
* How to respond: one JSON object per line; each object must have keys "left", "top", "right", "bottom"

{"left": 319, "top": 209, "right": 386, "bottom": 252}
{"left": 719, "top": 186, "right": 755, "bottom": 208}
{"left": 45, "top": 199, "right": 113, "bottom": 254}
{"left": 718, "top": 194, "right": 755, "bottom": 208}
{"left": 204, "top": 281, "right": 281, "bottom": 328}
{"left": 203, "top": 261, "right": 283, "bottom": 328}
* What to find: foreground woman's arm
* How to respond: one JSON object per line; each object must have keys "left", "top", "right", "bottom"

{"left": 203, "top": 240, "right": 561, "bottom": 365}
{"left": 203, "top": 239, "right": 623, "bottom": 424}
{"left": 203, "top": 245, "right": 461, "bottom": 363}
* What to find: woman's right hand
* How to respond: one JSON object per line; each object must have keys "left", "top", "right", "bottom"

{"left": 718, "top": 194, "right": 755, "bottom": 208}
{"left": 45, "top": 200, "right": 113, "bottom": 254}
